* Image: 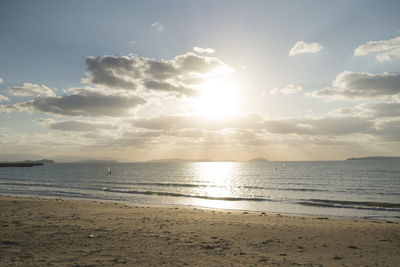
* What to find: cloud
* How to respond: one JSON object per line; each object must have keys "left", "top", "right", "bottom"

{"left": 356, "top": 102, "right": 400, "bottom": 118}
{"left": 131, "top": 113, "right": 264, "bottom": 131}
{"left": 23, "top": 91, "right": 147, "bottom": 117}
{"left": 0, "top": 95, "right": 9, "bottom": 102}
{"left": 111, "top": 113, "right": 400, "bottom": 158}
{"left": 143, "top": 80, "right": 199, "bottom": 97}
{"left": 354, "top": 36, "right": 400, "bottom": 62}
{"left": 8, "top": 83, "right": 55, "bottom": 97}
{"left": 193, "top": 47, "right": 215, "bottom": 54}
{"left": 0, "top": 101, "right": 32, "bottom": 113}
{"left": 0, "top": 77, "right": 3, "bottom": 84}
{"left": 377, "top": 120, "right": 400, "bottom": 141}
{"left": 289, "top": 41, "right": 323, "bottom": 56}
{"left": 263, "top": 117, "right": 374, "bottom": 136}
{"left": 311, "top": 71, "right": 400, "bottom": 99}
{"left": 130, "top": 113, "right": 376, "bottom": 137}
{"left": 270, "top": 84, "right": 303, "bottom": 95}
{"left": 83, "top": 52, "right": 232, "bottom": 97}
{"left": 151, "top": 21, "right": 165, "bottom": 32}
{"left": 84, "top": 56, "right": 140, "bottom": 89}
{"left": 47, "top": 120, "right": 119, "bottom": 132}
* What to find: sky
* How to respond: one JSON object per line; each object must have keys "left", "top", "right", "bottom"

{"left": 1, "top": 0, "right": 400, "bottom": 162}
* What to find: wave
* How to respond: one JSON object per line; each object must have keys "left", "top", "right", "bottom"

{"left": 0, "top": 181, "right": 52, "bottom": 187}
{"left": 102, "top": 188, "right": 269, "bottom": 202}
{"left": 99, "top": 181, "right": 221, "bottom": 188}
{"left": 299, "top": 199, "right": 400, "bottom": 211}
{"left": 96, "top": 181, "right": 329, "bottom": 193}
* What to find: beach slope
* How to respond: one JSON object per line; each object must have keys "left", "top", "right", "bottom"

{"left": 0, "top": 195, "right": 399, "bottom": 266}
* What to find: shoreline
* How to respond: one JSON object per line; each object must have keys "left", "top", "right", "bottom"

{"left": 1, "top": 195, "right": 399, "bottom": 266}
{"left": 1, "top": 192, "right": 399, "bottom": 223}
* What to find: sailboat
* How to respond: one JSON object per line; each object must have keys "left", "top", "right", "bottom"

{"left": 106, "top": 165, "right": 111, "bottom": 175}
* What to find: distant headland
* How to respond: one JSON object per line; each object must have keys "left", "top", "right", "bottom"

{"left": 346, "top": 156, "right": 400, "bottom": 161}
{"left": 248, "top": 157, "right": 269, "bottom": 162}
{"left": 0, "top": 159, "right": 55, "bottom": 167}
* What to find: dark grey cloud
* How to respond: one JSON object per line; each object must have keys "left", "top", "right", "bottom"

{"left": 83, "top": 52, "right": 230, "bottom": 97}
{"left": 143, "top": 80, "right": 199, "bottom": 97}
{"left": 131, "top": 113, "right": 374, "bottom": 137}
{"left": 85, "top": 56, "right": 140, "bottom": 89}
{"left": 131, "top": 113, "right": 264, "bottom": 131}
{"left": 359, "top": 102, "right": 400, "bottom": 118}
{"left": 145, "top": 60, "right": 179, "bottom": 80}
{"left": 311, "top": 71, "right": 400, "bottom": 99}
{"left": 28, "top": 92, "right": 146, "bottom": 117}
{"left": 263, "top": 117, "right": 374, "bottom": 136}
{"left": 48, "top": 120, "right": 119, "bottom": 132}
{"left": 373, "top": 120, "right": 400, "bottom": 141}
{"left": 329, "top": 102, "right": 400, "bottom": 119}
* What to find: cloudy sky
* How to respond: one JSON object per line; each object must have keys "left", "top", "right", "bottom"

{"left": 1, "top": 0, "right": 400, "bottom": 162}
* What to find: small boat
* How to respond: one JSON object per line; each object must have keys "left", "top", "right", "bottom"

{"left": 106, "top": 165, "right": 111, "bottom": 175}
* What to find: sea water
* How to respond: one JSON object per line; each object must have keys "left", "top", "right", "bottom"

{"left": 0, "top": 160, "right": 399, "bottom": 221}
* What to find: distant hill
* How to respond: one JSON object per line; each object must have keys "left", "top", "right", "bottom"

{"left": 346, "top": 156, "right": 400, "bottom": 161}
{"left": 0, "top": 159, "right": 55, "bottom": 167}
{"left": 21, "top": 159, "right": 55, "bottom": 164}
{"left": 248, "top": 157, "right": 269, "bottom": 162}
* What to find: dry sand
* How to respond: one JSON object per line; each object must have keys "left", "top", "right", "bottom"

{"left": 0, "top": 195, "right": 399, "bottom": 266}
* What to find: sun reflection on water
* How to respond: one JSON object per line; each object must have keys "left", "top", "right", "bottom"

{"left": 188, "top": 162, "right": 240, "bottom": 210}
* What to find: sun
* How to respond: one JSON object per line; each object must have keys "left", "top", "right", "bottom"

{"left": 193, "top": 79, "right": 240, "bottom": 118}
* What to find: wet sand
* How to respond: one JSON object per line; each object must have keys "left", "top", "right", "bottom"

{"left": 0, "top": 195, "right": 399, "bottom": 266}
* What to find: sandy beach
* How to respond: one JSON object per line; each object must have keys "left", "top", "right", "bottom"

{"left": 0, "top": 195, "right": 399, "bottom": 266}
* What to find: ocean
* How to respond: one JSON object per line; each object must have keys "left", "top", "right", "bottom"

{"left": 1, "top": 160, "right": 399, "bottom": 221}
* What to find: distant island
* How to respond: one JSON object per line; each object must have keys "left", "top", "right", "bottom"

{"left": 346, "top": 156, "right": 400, "bottom": 161}
{"left": 248, "top": 157, "right": 269, "bottom": 162}
{"left": 0, "top": 159, "right": 55, "bottom": 167}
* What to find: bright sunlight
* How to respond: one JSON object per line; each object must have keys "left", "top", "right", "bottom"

{"left": 193, "top": 79, "right": 240, "bottom": 118}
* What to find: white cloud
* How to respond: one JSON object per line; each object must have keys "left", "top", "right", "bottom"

{"left": 8, "top": 83, "right": 55, "bottom": 97}
{"left": 151, "top": 21, "right": 165, "bottom": 32}
{"left": 0, "top": 77, "right": 3, "bottom": 84}
{"left": 289, "top": 41, "right": 323, "bottom": 56}
{"left": 193, "top": 47, "right": 215, "bottom": 54}
{"left": 0, "top": 95, "right": 9, "bottom": 102}
{"left": 311, "top": 71, "right": 400, "bottom": 99}
{"left": 270, "top": 84, "right": 303, "bottom": 95}
{"left": 354, "top": 36, "right": 400, "bottom": 62}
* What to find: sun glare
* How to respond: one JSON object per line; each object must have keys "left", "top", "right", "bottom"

{"left": 194, "top": 80, "right": 240, "bottom": 118}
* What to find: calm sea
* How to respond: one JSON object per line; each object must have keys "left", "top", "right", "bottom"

{"left": 1, "top": 160, "right": 399, "bottom": 221}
